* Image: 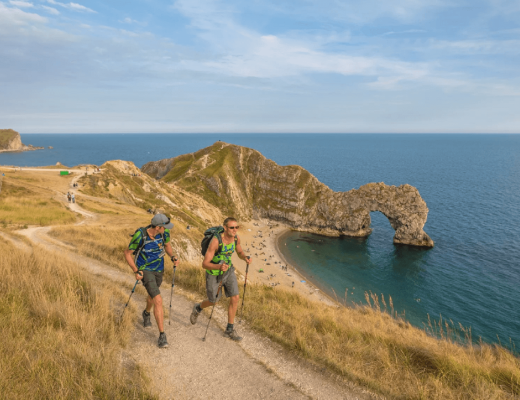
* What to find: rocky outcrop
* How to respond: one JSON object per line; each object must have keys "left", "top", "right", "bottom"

{"left": 142, "top": 142, "right": 434, "bottom": 247}
{"left": 0, "top": 129, "right": 44, "bottom": 152}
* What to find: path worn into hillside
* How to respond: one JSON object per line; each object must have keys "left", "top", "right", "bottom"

{"left": 12, "top": 176, "right": 376, "bottom": 400}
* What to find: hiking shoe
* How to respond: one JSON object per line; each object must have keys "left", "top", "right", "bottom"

{"left": 223, "top": 329, "right": 243, "bottom": 342}
{"left": 190, "top": 304, "right": 201, "bottom": 325}
{"left": 158, "top": 333, "right": 169, "bottom": 349}
{"left": 142, "top": 310, "right": 152, "bottom": 328}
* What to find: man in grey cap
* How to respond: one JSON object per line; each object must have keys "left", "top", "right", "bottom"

{"left": 124, "top": 213, "right": 179, "bottom": 348}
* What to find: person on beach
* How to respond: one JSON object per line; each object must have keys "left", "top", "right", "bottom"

{"left": 124, "top": 214, "right": 179, "bottom": 348}
{"left": 190, "top": 217, "right": 252, "bottom": 341}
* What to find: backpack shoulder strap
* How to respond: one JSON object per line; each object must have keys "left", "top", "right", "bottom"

{"left": 212, "top": 228, "right": 224, "bottom": 256}
{"left": 133, "top": 225, "right": 151, "bottom": 261}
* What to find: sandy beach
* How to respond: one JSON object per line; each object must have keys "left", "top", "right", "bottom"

{"left": 230, "top": 219, "right": 338, "bottom": 307}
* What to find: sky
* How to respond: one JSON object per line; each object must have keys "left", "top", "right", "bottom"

{"left": 1, "top": 0, "right": 519, "bottom": 133}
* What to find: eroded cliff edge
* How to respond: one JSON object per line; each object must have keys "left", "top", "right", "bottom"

{"left": 143, "top": 141, "right": 434, "bottom": 247}
{"left": 0, "top": 129, "right": 44, "bottom": 152}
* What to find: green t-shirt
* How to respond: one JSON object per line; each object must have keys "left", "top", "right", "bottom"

{"left": 208, "top": 239, "right": 236, "bottom": 276}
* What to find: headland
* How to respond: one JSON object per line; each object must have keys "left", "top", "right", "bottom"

{"left": 0, "top": 129, "right": 44, "bottom": 153}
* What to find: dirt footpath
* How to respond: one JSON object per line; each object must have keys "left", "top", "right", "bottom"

{"left": 8, "top": 177, "right": 375, "bottom": 400}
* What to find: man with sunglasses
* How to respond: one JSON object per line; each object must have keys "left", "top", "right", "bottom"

{"left": 190, "top": 217, "right": 252, "bottom": 341}
{"left": 124, "top": 213, "right": 179, "bottom": 348}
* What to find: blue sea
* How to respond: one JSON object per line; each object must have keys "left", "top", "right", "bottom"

{"left": 2, "top": 133, "right": 519, "bottom": 347}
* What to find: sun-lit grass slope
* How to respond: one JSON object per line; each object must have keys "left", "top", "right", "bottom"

{"left": 56, "top": 224, "right": 520, "bottom": 400}
{"left": 77, "top": 160, "right": 222, "bottom": 232}
{"left": 141, "top": 141, "right": 316, "bottom": 221}
{"left": 0, "top": 245, "right": 156, "bottom": 400}
{"left": 0, "top": 173, "right": 76, "bottom": 227}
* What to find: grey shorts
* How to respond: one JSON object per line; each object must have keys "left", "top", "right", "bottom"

{"left": 142, "top": 270, "right": 163, "bottom": 299}
{"left": 206, "top": 267, "right": 239, "bottom": 303}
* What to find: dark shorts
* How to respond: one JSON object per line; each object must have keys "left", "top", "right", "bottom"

{"left": 142, "top": 270, "right": 163, "bottom": 299}
{"left": 206, "top": 267, "right": 239, "bottom": 303}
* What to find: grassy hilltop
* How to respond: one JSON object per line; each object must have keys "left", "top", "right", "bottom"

{"left": 0, "top": 157, "right": 519, "bottom": 399}
{"left": 0, "top": 129, "right": 20, "bottom": 149}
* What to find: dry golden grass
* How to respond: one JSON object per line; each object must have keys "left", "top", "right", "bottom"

{"left": 0, "top": 196, "right": 76, "bottom": 226}
{"left": 53, "top": 224, "right": 520, "bottom": 399}
{"left": 76, "top": 199, "right": 123, "bottom": 215}
{"left": 0, "top": 245, "right": 156, "bottom": 400}
{"left": 0, "top": 175, "right": 76, "bottom": 227}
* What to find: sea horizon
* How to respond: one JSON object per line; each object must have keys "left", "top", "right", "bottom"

{"left": 2, "top": 133, "right": 519, "bottom": 348}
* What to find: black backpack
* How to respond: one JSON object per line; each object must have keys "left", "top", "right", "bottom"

{"left": 201, "top": 226, "right": 237, "bottom": 257}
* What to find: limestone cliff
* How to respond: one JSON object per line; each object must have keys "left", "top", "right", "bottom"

{"left": 0, "top": 129, "right": 44, "bottom": 152}
{"left": 142, "top": 142, "right": 434, "bottom": 247}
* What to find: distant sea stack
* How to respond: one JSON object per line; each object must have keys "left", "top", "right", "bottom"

{"left": 0, "top": 129, "right": 44, "bottom": 152}
{"left": 143, "top": 142, "right": 434, "bottom": 248}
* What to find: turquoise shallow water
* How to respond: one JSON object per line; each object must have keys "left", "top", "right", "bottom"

{"left": 2, "top": 133, "right": 519, "bottom": 346}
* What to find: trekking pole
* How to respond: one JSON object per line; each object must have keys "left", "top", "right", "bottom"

{"left": 120, "top": 272, "right": 142, "bottom": 322}
{"left": 168, "top": 258, "right": 177, "bottom": 326}
{"left": 202, "top": 261, "right": 225, "bottom": 342}
{"left": 239, "top": 256, "right": 251, "bottom": 323}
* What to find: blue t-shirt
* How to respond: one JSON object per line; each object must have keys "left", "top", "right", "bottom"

{"left": 128, "top": 228, "right": 170, "bottom": 272}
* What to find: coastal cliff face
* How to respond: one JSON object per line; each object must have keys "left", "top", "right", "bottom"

{"left": 142, "top": 142, "right": 434, "bottom": 247}
{"left": 0, "top": 129, "right": 22, "bottom": 150}
{"left": 0, "top": 129, "right": 44, "bottom": 152}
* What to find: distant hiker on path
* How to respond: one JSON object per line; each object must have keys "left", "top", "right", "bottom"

{"left": 71, "top": 193, "right": 75, "bottom": 203}
{"left": 67, "top": 192, "right": 71, "bottom": 203}
{"left": 190, "top": 217, "right": 252, "bottom": 341}
{"left": 124, "top": 214, "right": 179, "bottom": 348}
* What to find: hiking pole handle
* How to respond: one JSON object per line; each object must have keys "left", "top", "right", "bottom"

{"left": 245, "top": 256, "right": 250, "bottom": 274}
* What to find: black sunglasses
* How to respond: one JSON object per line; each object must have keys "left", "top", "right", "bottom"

{"left": 227, "top": 225, "right": 239, "bottom": 230}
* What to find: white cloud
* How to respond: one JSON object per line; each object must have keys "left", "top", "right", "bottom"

{"left": 172, "top": 0, "right": 431, "bottom": 83}
{"left": 119, "top": 17, "right": 147, "bottom": 26}
{"left": 0, "top": 3, "right": 47, "bottom": 26}
{"left": 9, "top": 1, "right": 34, "bottom": 8}
{"left": 46, "top": 0, "right": 96, "bottom": 13}
{"left": 41, "top": 5, "right": 59, "bottom": 15}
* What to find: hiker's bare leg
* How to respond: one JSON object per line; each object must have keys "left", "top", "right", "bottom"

{"left": 200, "top": 299, "right": 214, "bottom": 309}
{"left": 228, "top": 294, "right": 239, "bottom": 324}
{"left": 152, "top": 294, "right": 164, "bottom": 332}
{"left": 146, "top": 296, "right": 154, "bottom": 313}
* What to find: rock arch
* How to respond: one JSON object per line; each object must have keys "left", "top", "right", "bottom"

{"left": 297, "top": 182, "right": 434, "bottom": 247}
